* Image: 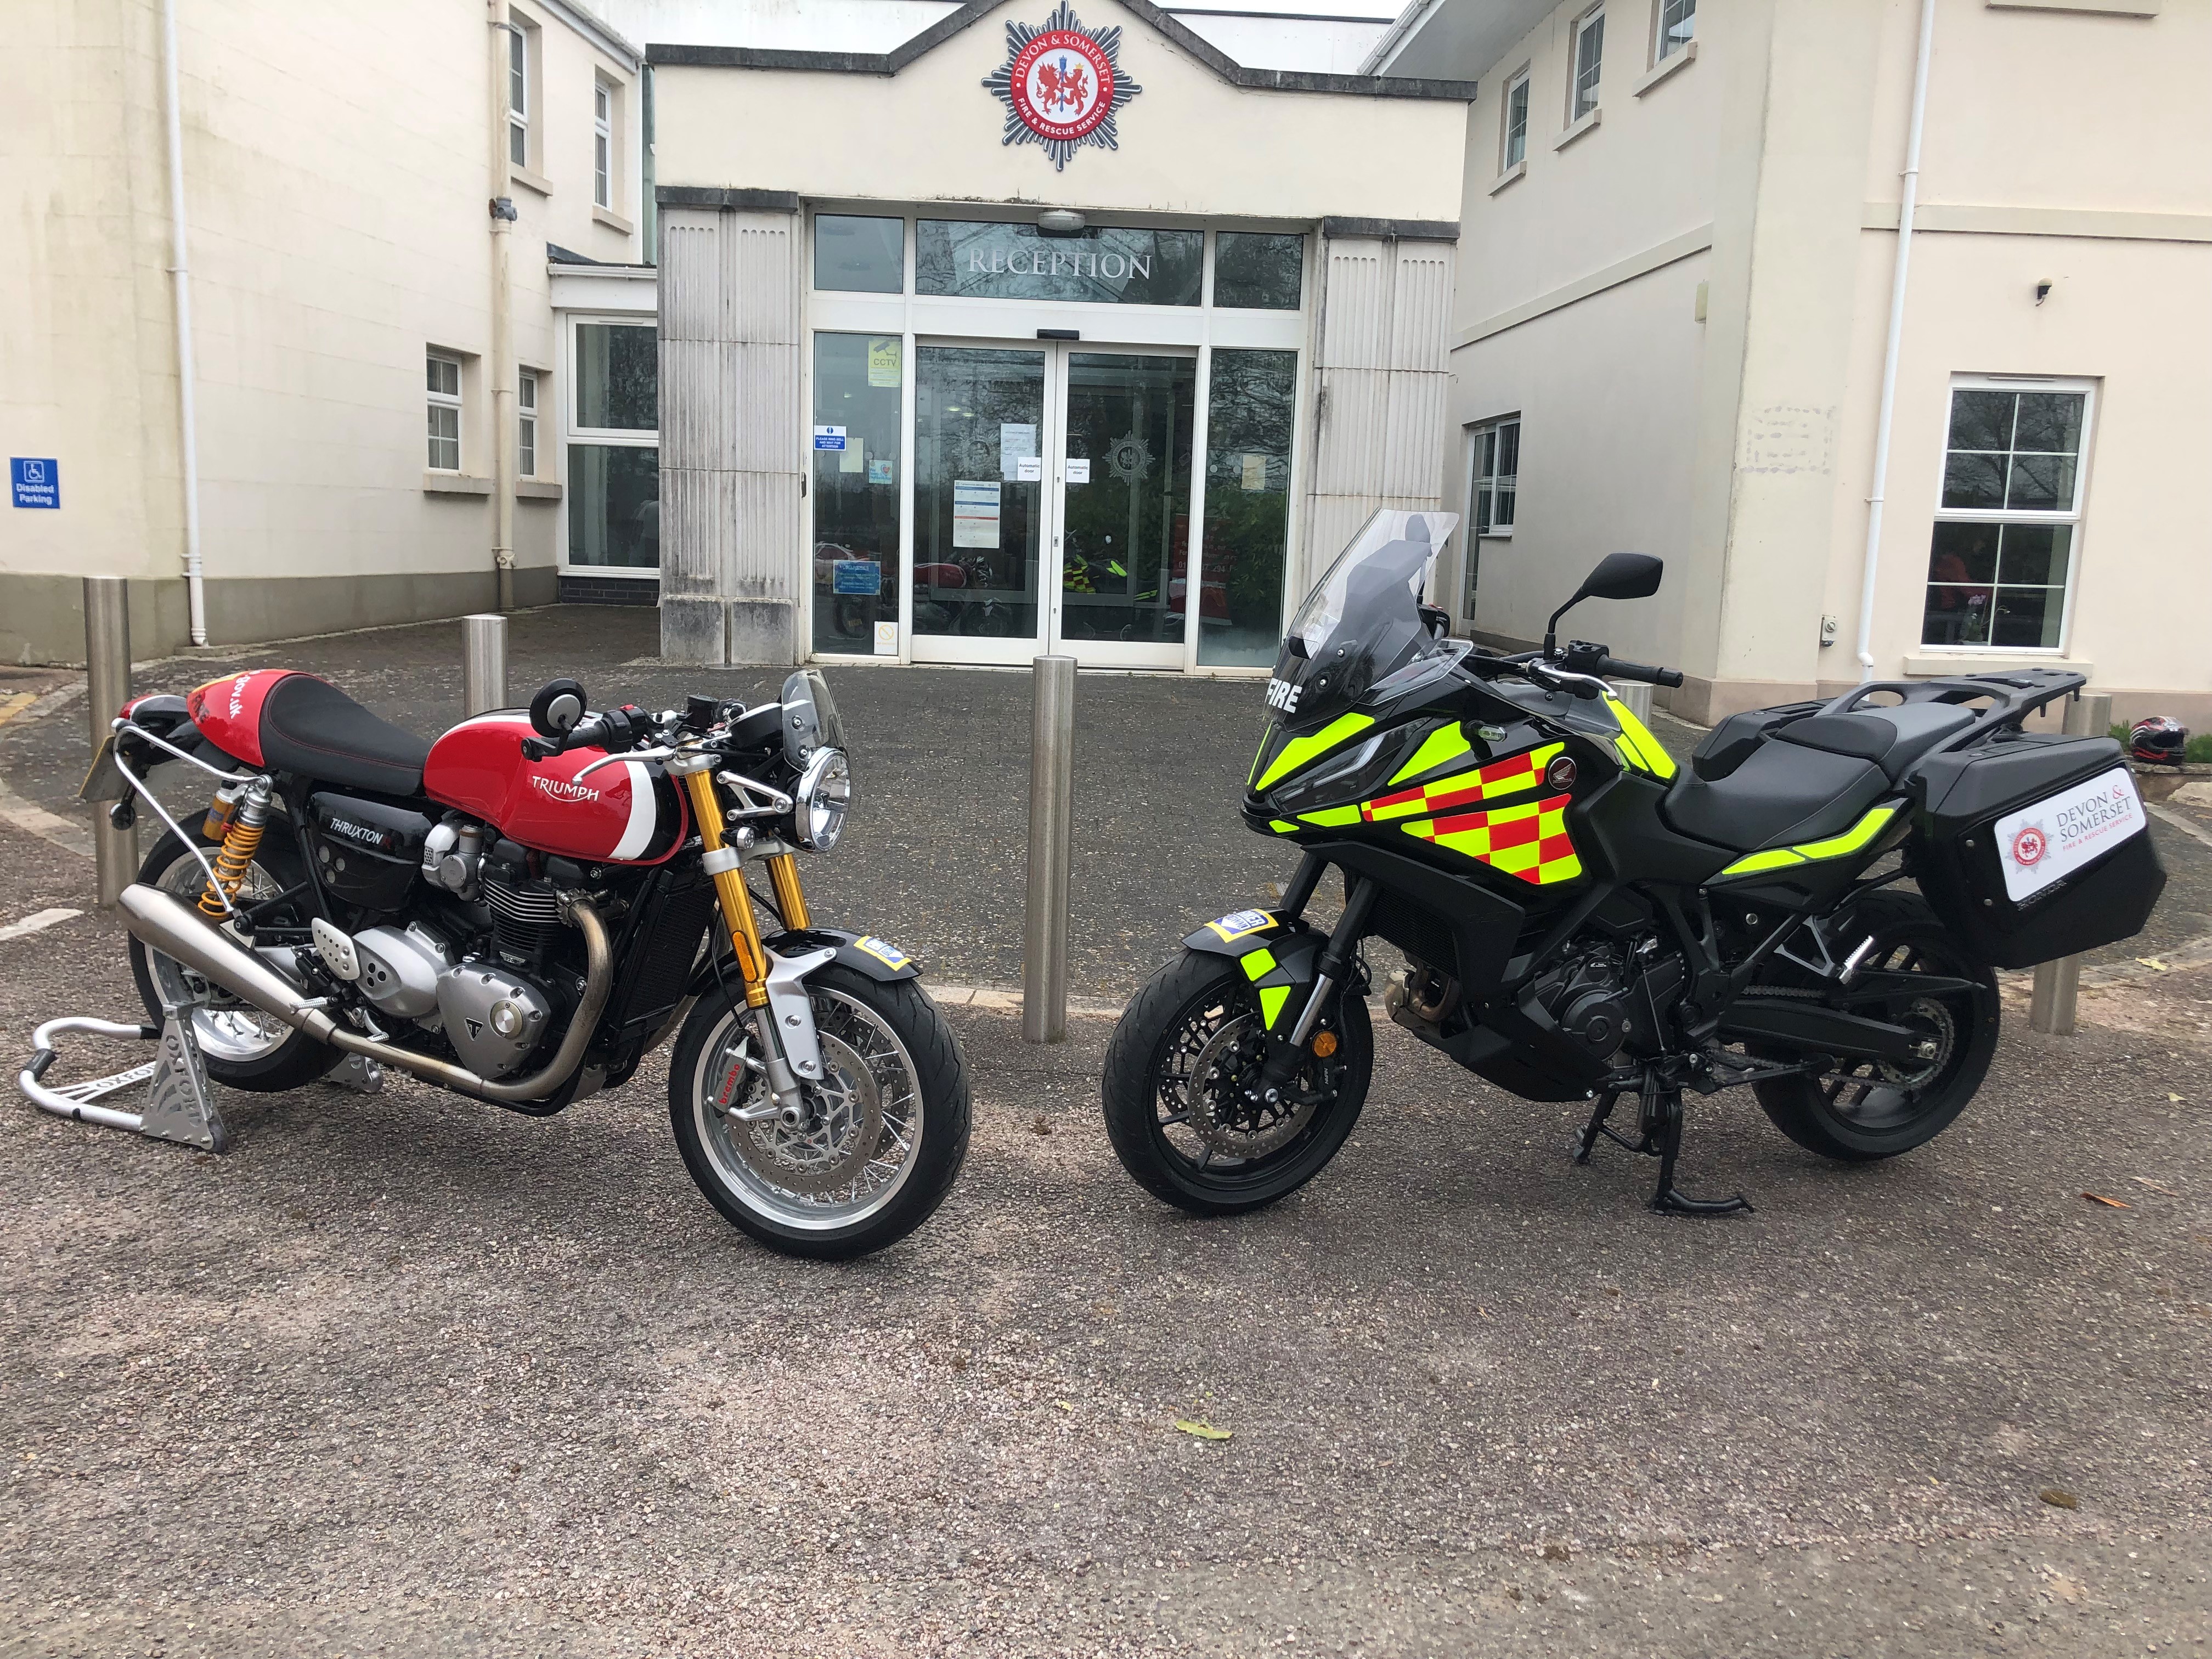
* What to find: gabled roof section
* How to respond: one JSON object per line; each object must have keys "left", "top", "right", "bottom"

{"left": 646, "top": 0, "right": 1478, "bottom": 100}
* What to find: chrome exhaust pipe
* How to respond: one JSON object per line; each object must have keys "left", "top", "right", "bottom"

{"left": 116, "top": 884, "right": 612, "bottom": 1104}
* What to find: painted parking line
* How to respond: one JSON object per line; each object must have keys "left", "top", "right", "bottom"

{"left": 0, "top": 907, "right": 83, "bottom": 943}
{"left": 0, "top": 692, "right": 37, "bottom": 729}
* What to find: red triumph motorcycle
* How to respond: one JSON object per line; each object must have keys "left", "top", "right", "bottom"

{"left": 28, "top": 667, "right": 968, "bottom": 1260}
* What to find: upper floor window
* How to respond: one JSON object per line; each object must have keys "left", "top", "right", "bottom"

{"left": 427, "top": 351, "right": 463, "bottom": 472}
{"left": 507, "top": 25, "right": 529, "bottom": 169}
{"left": 1470, "top": 415, "right": 1520, "bottom": 538}
{"left": 593, "top": 82, "right": 613, "bottom": 210}
{"left": 1502, "top": 69, "right": 1531, "bottom": 169}
{"left": 1655, "top": 0, "right": 1695, "bottom": 61}
{"left": 1922, "top": 377, "right": 2094, "bottom": 651}
{"left": 1571, "top": 7, "right": 1606, "bottom": 121}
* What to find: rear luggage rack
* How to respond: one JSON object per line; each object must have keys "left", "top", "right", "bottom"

{"left": 1820, "top": 669, "right": 2086, "bottom": 759}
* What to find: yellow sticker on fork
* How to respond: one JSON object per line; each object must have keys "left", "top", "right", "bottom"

{"left": 854, "top": 935, "right": 912, "bottom": 970}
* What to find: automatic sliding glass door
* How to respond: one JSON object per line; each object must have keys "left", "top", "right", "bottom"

{"left": 907, "top": 340, "right": 1198, "bottom": 668}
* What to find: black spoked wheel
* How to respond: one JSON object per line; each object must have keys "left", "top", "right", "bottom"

{"left": 1752, "top": 891, "right": 2000, "bottom": 1161}
{"left": 1102, "top": 950, "right": 1372, "bottom": 1216}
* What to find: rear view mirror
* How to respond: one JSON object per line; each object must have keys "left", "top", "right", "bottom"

{"left": 1544, "top": 553, "right": 1664, "bottom": 653}
{"left": 529, "top": 678, "right": 587, "bottom": 738}
{"left": 1576, "top": 552, "right": 1664, "bottom": 603}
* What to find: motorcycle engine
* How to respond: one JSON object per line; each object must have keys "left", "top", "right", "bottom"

{"left": 1530, "top": 942, "right": 1640, "bottom": 1059}
{"left": 341, "top": 872, "right": 565, "bottom": 1081}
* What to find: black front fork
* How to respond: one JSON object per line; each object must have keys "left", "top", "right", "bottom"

{"left": 1258, "top": 865, "right": 1375, "bottom": 1090}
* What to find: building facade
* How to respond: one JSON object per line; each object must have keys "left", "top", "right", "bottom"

{"left": 1381, "top": 0, "right": 2212, "bottom": 725}
{"left": 636, "top": 0, "right": 1473, "bottom": 669}
{"left": 4, "top": 0, "right": 648, "bottom": 663}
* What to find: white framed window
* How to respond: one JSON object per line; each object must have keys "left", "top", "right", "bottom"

{"left": 1922, "top": 376, "right": 2095, "bottom": 652}
{"left": 507, "top": 24, "right": 529, "bottom": 169}
{"left": 427, "top": 351, "right": 463, "bottom": 472}
{"left": 1502, "top": 68, "right": 1531, "bottom": 170}
{"left": 1469, "top": 415, "right": 1520, "bottom": 539}
{"left": 518, "top": 369, "right": 539, "bottom": 477}
{"left": 1654, "top": 0, "right": 1695, "bottom": 61}
{"left": 564, "top": 316, "right": 660, "bottom": 574}
{"left": 1571, "top": 7, "right": 1606, "bottom": 121}
{"left": 592, "top": 82, "right": 613, "bottom": 210}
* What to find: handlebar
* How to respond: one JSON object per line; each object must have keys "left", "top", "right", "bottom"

{"left": 520, "top": 704, "right": 649, "bottom": 763}
{"left": 1592, "top": 656, "right": 1685, "bottom": 689}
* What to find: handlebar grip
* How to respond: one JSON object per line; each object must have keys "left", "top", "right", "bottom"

{"left": 1598, "top": 656, "right": 1685, "bottom": 689}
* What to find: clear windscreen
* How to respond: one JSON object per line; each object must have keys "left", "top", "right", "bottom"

{"left": 1269, "top": 510, "right": 1459, "bottom": 730}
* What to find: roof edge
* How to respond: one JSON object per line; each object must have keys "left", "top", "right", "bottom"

{"left": 647, "top": 0, "right": 1475, "bottom": 101}
{"left": 1319, "top": 215, "right": 1459, "bottom": 242}
{"left": 535, "top": 0, "right": 644, "bottom": 71}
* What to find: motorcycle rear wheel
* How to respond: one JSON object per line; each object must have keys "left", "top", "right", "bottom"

{"left": 668, "top": 967, "right": 970, "bottom": 1260}
{"left": 1751, "top": 891, "right": 2000, "bottom": 1161}
{"left": 128, "top": 825, "right": 341, "bottom": 1094}
{"left": 1102, "top": 949, "right": 1372, "bottom": 1216}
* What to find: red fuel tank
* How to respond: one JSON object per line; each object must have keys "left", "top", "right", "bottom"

{"left": 422, "top": 714, "right": 687, "bottom": 865}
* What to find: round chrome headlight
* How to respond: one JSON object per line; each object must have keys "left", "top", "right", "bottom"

{"left": 793, "top": 747, "right": 850, "bottom": 851}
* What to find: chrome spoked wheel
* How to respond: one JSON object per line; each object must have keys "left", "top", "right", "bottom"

{"left": 687, "top": 987, "right": 924, "bottom": 1232}
{"left": 148, "top": 847, "right": 293, "bottom": 1063}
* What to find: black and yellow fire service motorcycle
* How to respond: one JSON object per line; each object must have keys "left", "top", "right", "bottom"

{"left": 1103, "top": 511, "right": 2165, "bottom": 1216}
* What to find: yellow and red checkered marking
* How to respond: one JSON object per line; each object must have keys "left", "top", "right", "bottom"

{"left": 1358, "top": 742, "right": 1563, "bottom": 824}
{"left": 1401, "top": 791, "right": 1583, "bottom": 885}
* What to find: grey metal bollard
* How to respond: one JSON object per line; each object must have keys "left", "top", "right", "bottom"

{"left": 461, "top": 613, "right": 509, "bottom": 716}
{"left": 1022, "top": 655, "right": 1076, "bottom": 1044}
{"left": 1610, "top": 680, "right": 1655, "bottom": 725}
{"left": 2029, "top": 690, "right": 2113, "bottom": 1035}
{"left": 84, "top": 578, "right": 136, "bottom": 907}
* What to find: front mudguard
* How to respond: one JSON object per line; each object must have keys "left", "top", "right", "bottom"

{"left": 685, "top": 925, "right": 923, "bottom": 999}
{"left": 1183, "top": 909, "right": 1325, "bottom": 1035}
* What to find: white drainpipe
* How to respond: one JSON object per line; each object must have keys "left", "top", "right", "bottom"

{"left": 159, "top": 0, "right": 208, "bottom": 646}
{"left": 1852, "top": 0, "right": 1938, "bottom": 682}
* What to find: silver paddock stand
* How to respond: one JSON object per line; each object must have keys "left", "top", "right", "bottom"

{"left": 18, "top": 996, "right": 383, "bottom": 1155}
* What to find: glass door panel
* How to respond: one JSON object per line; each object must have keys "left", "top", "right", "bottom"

{"left": 1052, "top": 351, "right": 1195, "bottom": 669}
{"left": 913, "top": 345, "right": 1047, "bottom": 659}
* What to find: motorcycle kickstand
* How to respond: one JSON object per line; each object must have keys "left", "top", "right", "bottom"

{"left": 1644, "top": 1082, "right": 1753, "bottom": 1218}
{"left": 1574, "top": 1091, "right": 1631, "bottom": 1164}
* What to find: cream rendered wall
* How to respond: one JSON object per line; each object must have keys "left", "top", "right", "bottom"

{"left": 1, "top": 0, "right": 642, "bottom": 659}
{"left": 1444, "top": 0, "right": 1727, "bottom": 671}
{"left": 651, "top": 2, "right": 1465, "bottom": 222}
{"left": 2, "top": 0, "right": 190, "bottom": 654}
{"left": 1813, "top": 0, "right": 2212, "bottom": 719}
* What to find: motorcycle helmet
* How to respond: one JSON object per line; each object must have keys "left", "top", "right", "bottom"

{"left": 2129, "top": 715, "right": 2188, "bottom": 765}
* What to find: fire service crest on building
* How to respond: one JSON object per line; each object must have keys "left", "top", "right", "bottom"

{"left": 985, "top": 3, "right": 1142, "bottom": 171}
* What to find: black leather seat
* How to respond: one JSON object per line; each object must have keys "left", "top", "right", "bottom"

{"left": 1771, "top": 703, "right": 1977, "bottom": 782}
{"left": 258, "top": 674, "right": 432, "bottom": 797}
{"left": 1662, "top": 738, "right": 1891, "bottom": 853}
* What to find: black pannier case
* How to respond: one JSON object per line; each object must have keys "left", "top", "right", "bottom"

{"left": 1912, "top": 734, "right": 2164, "bottom": 969}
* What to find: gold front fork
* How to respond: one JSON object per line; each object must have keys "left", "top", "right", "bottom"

{"left": 765, "top": 853, "right": 810, "bottom": 930}
{"left": 681, "top": 768, "right": 770, "bottom": 1009}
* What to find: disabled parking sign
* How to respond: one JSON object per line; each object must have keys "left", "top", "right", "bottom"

{"left": 10, "top": 458, "right": 59, "bottom": 509}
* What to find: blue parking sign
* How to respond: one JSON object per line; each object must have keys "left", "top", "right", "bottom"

{"left": 10, "top": 458, "right": 59, "bottom": 509}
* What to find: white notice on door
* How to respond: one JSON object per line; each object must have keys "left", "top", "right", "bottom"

{"left": 1064, "top": 458, "right": 1091, "bottom": 484}
{"left": 952, "top": 479, "right": 1002, "bottom": 549}
{"left": 1000, "top": 422, "right": 1037, "bottom": 481}
{"left": 1992, "top": 765, "right": 2145, "bottom": 902}
{"left": 1015, "top": 455, "right": 1043, "bottom": 483}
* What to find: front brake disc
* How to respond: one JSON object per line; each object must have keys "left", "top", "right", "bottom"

{"left": 1185, "top": 1014, "right": 1318, "bottom": 1160}
{"left": 724, "top": 1024, "right": 886, "bottom": 1196}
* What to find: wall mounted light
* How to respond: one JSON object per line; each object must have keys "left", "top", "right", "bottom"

{"left": 1037, "top": 209, "right": 1087, "bottom": 238}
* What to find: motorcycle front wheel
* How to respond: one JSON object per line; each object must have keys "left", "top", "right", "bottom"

{"left": 667, "top": 966, "right": 970, "bottom": 1260}
{"left": 1102, "top": 949, "right": 1372, "bottom": 1216}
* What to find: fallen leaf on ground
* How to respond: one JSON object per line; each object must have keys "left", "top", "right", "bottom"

{"left": 1054, "top": 1400, "right": 1074, "bottom": 1412}
{"left": 2082, "top": 1192, "right": 2132, "bottom": 1209}
{"left": 2138, "top": 957, "right": 2169, "bottom": 971}
{"left": 2168, "top": 1093, "right": 2185, "bottom": 1104}
{"left": 2039, "top": 1488, "right": 2078, "bottom": 1510}
{"left": 1174, "top": 1420, "right": 1232, "bottom": 1441}
{"left": 2133, "top": 1177, "right": 2180, "bottom": 1196}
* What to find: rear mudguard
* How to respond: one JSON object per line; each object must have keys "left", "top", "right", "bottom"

{"left": 1183, "top": 908, "right": 1326, "bottom": 1034}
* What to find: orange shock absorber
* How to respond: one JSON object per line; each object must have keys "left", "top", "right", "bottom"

{"left": 200, "top": 778, "right": 274, "bottom": 916}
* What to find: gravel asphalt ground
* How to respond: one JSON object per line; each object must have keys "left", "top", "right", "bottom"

{"left": 2, "top": 612, "right": 2209, "bottom": 1655}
